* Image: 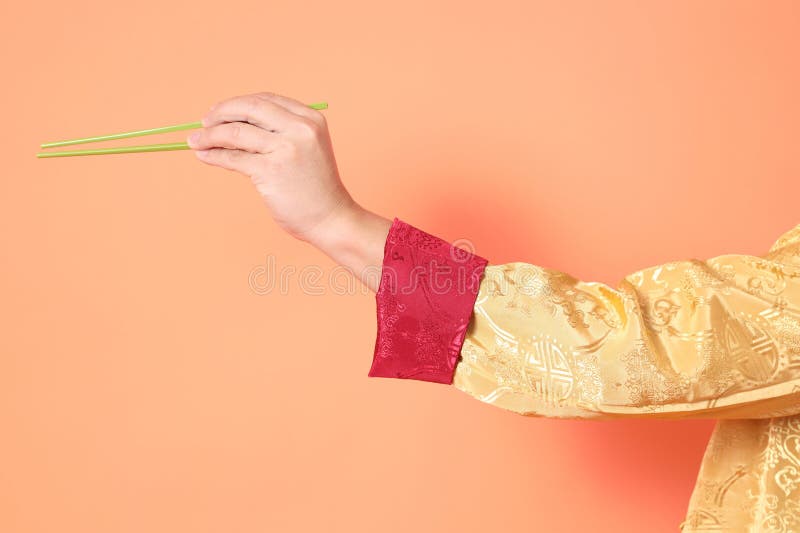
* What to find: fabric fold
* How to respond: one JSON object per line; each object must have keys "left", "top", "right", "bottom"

{"left": 369, "top": 218, "right": 489, "bottom": 384}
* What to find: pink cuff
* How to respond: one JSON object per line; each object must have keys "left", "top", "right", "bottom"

{"left": 369, "top": 218, "right": 489, "bottom": 384}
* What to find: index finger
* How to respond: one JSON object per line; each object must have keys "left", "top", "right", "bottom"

{"left": 254, "top": 92, "right": 327, "bottom": 126}
{"left": 202, "top": 94, "right": 299, "bottom": 132}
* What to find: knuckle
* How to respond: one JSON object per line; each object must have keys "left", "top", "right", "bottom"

{"left": 296, "top": 117, "right": 320, "bottom": 138}
{"left": 204, "top": 126, "right": 221, "bottom": 146}
{"left": 212, "top": 148, "right": 232, "bottom": 163}
{"left": 200, "top": 148, "right": 219, "bottom": 162}
{"left": 275, "top": 140, "right": 297, "bottom": 156}
{"left": 304, "top": 110, "right": 327, "bottom": 131}
{"left": 229, "top": 122, "right": 241, "bottom": 140}
{"left": 245, "top": 95, "right": 263, "bottom": 112}
{"left": 204, "top": 148, "right": 246, "bottom": 168}
{"left": 229, "top": 148, "right": 249, "bottom": 162}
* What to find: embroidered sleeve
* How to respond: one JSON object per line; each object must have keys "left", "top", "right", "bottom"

{"left": 368, "top": 218, "right": 488, "bottom": 384}
{"left": 452, "top": 223, "right": 800, "bottom": 419}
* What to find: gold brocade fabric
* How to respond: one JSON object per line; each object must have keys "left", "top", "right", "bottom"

{"left": 451, "top": 223, "right": 800, "bottom": 532}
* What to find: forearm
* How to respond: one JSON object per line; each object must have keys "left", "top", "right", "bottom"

{"left": 305, "top": 199, "right": 392, "bottom": 293}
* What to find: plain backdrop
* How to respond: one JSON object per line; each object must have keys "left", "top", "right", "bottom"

{"left": 2, "top": 1, "right": 799, "bottom": 532}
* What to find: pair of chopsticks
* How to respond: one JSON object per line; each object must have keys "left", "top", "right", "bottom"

{"left": 36, "top": 101, "right": 329, "bottom": 158}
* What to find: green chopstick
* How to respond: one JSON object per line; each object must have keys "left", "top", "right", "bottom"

{"left": 36, "top": 142, "right": 193, "bottom": 158}
{"left": 37, "top": 101, "right": 328, "bottom": 158}
{"left": 40, "top": 121, "right": 204, "bottom": 149}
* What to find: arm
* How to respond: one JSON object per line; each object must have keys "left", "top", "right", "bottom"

{"left": 373, "top": 218, "right": 800, "bottom": 420}
{"left": 454, "top": 223, "right": 800, "bottom": 420}
{"left": 188, "top": 91, "right": 800, "bottom": 420}
{"left": 311, "top": 209, "right": 800, "bottom": 419}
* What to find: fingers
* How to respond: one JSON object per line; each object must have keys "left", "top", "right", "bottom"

{"left": 194, "top": 147, "right": 262, "bottom": 177}
{"left": 253, "top": 92, "right": 327, "bottom": 128}
{"left": 187, "top": 121, "right": 276, "bottom": 154}
{"left": 195, "top": 90, "right": 329, "bottom": 175}
{"left": 203, "top": 93, "right": 303, "bottom": 133}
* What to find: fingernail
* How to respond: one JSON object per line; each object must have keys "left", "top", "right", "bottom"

{"left": 187, "top": 132, "right": 201, "bottom": 147}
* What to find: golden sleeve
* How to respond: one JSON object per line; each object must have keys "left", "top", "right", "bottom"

{"left": 452, "top": 223, "right": 800, "bottom": 419}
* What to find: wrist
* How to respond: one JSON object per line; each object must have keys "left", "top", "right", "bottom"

{"left": 304, "top": 196, "right": 362, "bottom": 252}
{"left": 306, "top": 201, "right": 391, "bottom": 292}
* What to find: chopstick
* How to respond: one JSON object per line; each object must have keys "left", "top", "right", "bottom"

{"left": 40, "top": 121, "right": 203, "bottom": 149}
{"left": 37, "top": 101, "right": 328, "bottom": 158}
{"left": 37, "top": 142, "right": 192, "bottom": 158}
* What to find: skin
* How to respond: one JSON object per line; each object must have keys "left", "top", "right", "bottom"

{"left": 186, "top": 91, "right": 392, "bottom": 292}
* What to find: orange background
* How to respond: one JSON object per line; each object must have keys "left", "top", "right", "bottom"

{"left": 2, "top": 1, "right": 799, "bottom": 532}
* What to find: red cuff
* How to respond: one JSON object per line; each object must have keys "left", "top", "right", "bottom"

{"left": 369, "top": 218, "right": 489, "bottom": 384}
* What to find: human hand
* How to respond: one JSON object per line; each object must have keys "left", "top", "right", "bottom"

{"left": 187, "top": 92, "right": 356, "bottom": 245}
{"left": 187, "top": 91, "right": 391, "bottom": 291}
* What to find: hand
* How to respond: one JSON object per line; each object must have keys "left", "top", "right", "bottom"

{"left": 187, "top": 91, "right": 391, "bottom": 291}
{"left": 187, "top": 91, "right": 354, "bottom": 244}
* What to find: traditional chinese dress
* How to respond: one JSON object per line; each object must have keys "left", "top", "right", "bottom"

{"left": 368, "top": 218, "right": 800, "bottom": 532}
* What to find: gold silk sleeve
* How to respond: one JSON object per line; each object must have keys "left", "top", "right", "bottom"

{"left": 452, "top": 223, "right": 800, "bottom": 419}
